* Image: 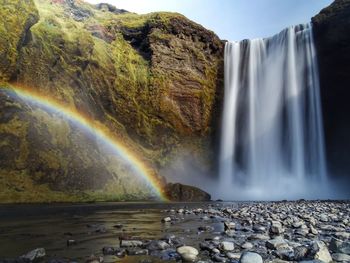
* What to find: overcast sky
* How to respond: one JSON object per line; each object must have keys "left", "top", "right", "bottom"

{"left": 85, "top": 0, "right": 333, "bottom": 41}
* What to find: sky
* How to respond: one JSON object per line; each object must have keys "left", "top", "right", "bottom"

{"left": 85, "top": 0, "right": 333, "bottom": 41}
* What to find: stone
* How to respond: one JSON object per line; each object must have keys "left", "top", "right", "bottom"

{"left": 239, "top": 252, "right": 263, "bottom": 263}
{"left": 162, "top": 217, "right": 172, "bottom": 223}
{"left": 198, "top": 225, "right": 214, "bottom": 232}
{"left": 227, "top": 252, "right": 241, "bottom": 260}
{"left": 253, "top": 225, "right": 266, "bottom": 233}
{"left": 309, "top": 225, "right": 318, "bottom": 235}
{"left": 85, "top": 255, "right": 104, "bottom": 263}
{"left": 224, "top": 230, "right": 235, "bottom": 237}
{"left": 224, "top": 222, "right": 235, "bottom": 230}
{"left": 212, "top": 254, "right": 227, "bottom": 262}
{"left": 319, "top": 214, "right": 328, "bottom": 222}
{"left": 294, "top": 245, "right": 308, "bottom": 261}
{"left": 20, "top": 248, "right": 46, "bottom": 262}
{"left": 126, "top": 248, "right": 148, "bottom": 256}
{"left": 146, "top": 240, "right": 170, "bottom": 250}
{"left": 332, "top": 253, "right": 350, "bottom": 262}
{"left": 309, "top": 241, "right": 332, "bottom": 263}
{"left": 266, "top": 238, "right": 289, "bottom": 250}
{"left": 248, "top": 233, "right": 270, "bottom": 240}
{"left": 270, "top": 221, "right": 284, "bottom": 235}
{"left": 329, "top": 237, "right": 350, "bottom": 254}
{"left": 177, "top": 246, "right": 199, "bottom": 262}
{"left": 120, "top": 240, "right": 143, "bottom": 247}
{"left": 102, "top": 247, "right": 116, "bottom": 255}
{"left": 219, "top": 241, "right": 234, "bottom": 251}
{"left": 241, "top": 242, "right": 253, "bottom": 249}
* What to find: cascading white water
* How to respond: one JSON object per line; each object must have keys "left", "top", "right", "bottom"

{"left": 219, "top": 23, "right": 328, "bottom": 200}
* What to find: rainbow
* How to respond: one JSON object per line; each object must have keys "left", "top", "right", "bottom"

{"left": 1, "top": 85, "right": 168, "bottom": 201}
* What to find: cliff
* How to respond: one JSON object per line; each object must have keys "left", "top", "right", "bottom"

{"left": 312, "top": 0, "right": 350, "bottom": 178}
{"left": 0, "top": 0, "right": 224, "bottom": 202}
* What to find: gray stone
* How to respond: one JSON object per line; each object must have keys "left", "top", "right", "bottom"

{"left": 177, "top": 246, "right": 198, "bottom": 262}
{"left": 241, "top": 242, "right": 253, "bottom": 249}
{"left": 239, "top": 252, "right": 263, "bottom": 263}
{"left": 270, "top": 221, "right": 284, "bottom": 235}
{"left": 248, "top": 233, "right": 270, "bottom": 240}
{"left": 332, "top": 253, "right": 350, "bottom": 262}
{"left": 120, "top": 240, "right": 143, "bottom": 247}
{"left": 21, "top": 248, "right": 46, "bottom": 262}
{"left": 309, "top": 241, "right": 332, "bottom": 263}
{"left": 219, "top": 241, "right": 234, "bottom": 251}
{"left": 329, "top": 237, "right": 350, "bottom": 254}
{"left": 224, "top": 221, "right": 235, "bottom": 230}
{"left": 162, "top": 217, "right": 172, "bottom": 222}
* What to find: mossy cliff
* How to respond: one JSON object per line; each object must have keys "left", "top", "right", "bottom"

{"left": 0, "top": 0, "right": 224, "bottom": 202}
{"left": 312, "top": 0, "right": 350, "bottom": 178}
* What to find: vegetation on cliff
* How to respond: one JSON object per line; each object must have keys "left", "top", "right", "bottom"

{"left": 0, "top": 0, "right": 223, "bottom": 202}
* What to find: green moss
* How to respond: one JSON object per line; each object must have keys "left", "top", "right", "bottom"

{"left": 0, "top": 0, "right": 38, "bottom": 81}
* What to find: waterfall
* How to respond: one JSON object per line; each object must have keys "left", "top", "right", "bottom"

{"left": 219, "top": 23, "right": 327, "bottom": 200}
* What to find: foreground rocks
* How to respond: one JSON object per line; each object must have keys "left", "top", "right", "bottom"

{"left": 1, "top": 201, "right": 349, "bottom": 263}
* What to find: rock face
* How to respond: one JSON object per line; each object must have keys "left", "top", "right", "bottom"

{"left": 164, "top": 183, "right": 211, "bottom": 201}
{"left": 0, "top": 0, "right": 223, "bottom": 202}
{"left": 312, "top": 0, "right": 350, "bottom": 178}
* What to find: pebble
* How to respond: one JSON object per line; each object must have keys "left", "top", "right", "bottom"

{"left": 177, "top": 246, "right": 198, "bottom": 262}
{"left": 239, "top": 251, "right": 263, "bottom": 263}
{"left": 162, "top": 217, "right": 172, "bottom": 222}
{"left": 332, "top": 253, "right": 350, "bottom": 262}
{"left": 120, "top": 240, "right": 143, "bottom": 247}
{"left": 219, "top": 241, "right": 234, "bottom": 251}
{"left": 20, "top": 248, "right": 46, "bottom": 261}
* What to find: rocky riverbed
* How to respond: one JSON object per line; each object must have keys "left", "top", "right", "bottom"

{"left": 0, "top": 201, "right": 349, "bottom": 262}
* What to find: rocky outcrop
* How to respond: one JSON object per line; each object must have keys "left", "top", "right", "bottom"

{"left": 312, "top": 0, "right": 350, "bottom": 178}
{"left": 164, "top": 183, "right": 211, "bottom": 201}
{"left": 0, "top": 0, "right": 223, "bottom": 202}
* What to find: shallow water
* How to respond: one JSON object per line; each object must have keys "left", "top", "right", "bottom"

{"left": 0, "top": 202, "right": 232, "bottom": 262}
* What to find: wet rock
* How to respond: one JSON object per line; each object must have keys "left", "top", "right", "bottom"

{"left": 319, "top": 214, "right": 328, "bottom": 222}
{"left": 270, "top": 221, "right": 284, "bottom": 235}
{"left": 162, "top": 217, "right": 172, "bottom": 223}
{"left": 177, "top": 246, "right": 199, "bottom": 262}
{"left": 146, "top": 240, "right": 170, "bottom": 250}
{"left": 248, "top": 233, "right": 269, "bottom": 240}
{"left": 198, "top": 225, "right": 214, "bottom": 232}
{"left": 332, "top": 253, "right": 350, "bottom": 262}
{"left": 329, "top": 237, "right": 350, "bottom": 254}
{"left": 224, "top": 222, "right": 235, "bottom": 231}
{"left": 219, "top": 241, "right": 234, "bottom": 251}
{"left": 253, "top": 225, "right": 266, "bottom": 233}
{"left": 309, "top": 225, "right": 318, "bottom": 235}
{"left": 293, "top": 245, "right": 308, "bottom": 261}
{"left": 20, "top": 248, "right": 46, "bottom": 262}
{"left": 126, "top": 248, "right": 148, "bottom": 256}
{"left": 308, "top": 241, "right": 332, "bottom": 263}
{"left": 120, "top": 240, "right": 143, "bottom": 247}
{"left": 241, "top": 242, "right": 253, "bottom": 249}
{"left": 85, "top": 255, "right": 103, "bottom": 263}
{"left": 226, "top": 252, "right": 241, "bottom": 260}
{"left": 102, "top": 247, "right": 115, "bottom": 255}
{"left": 239, "top": 251, "right": 263, "bottom": 263}
{"left": 67, "top": 239, "right": 77, "bottom": 246}
{"left": 212, "top": 254, "right": 227, "bottom": 262}
{"left": 224, "top": 230, "right": 235, "bottom": 237}
{"left": 266, "top": 237, "right": 288, "bottom": 250}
